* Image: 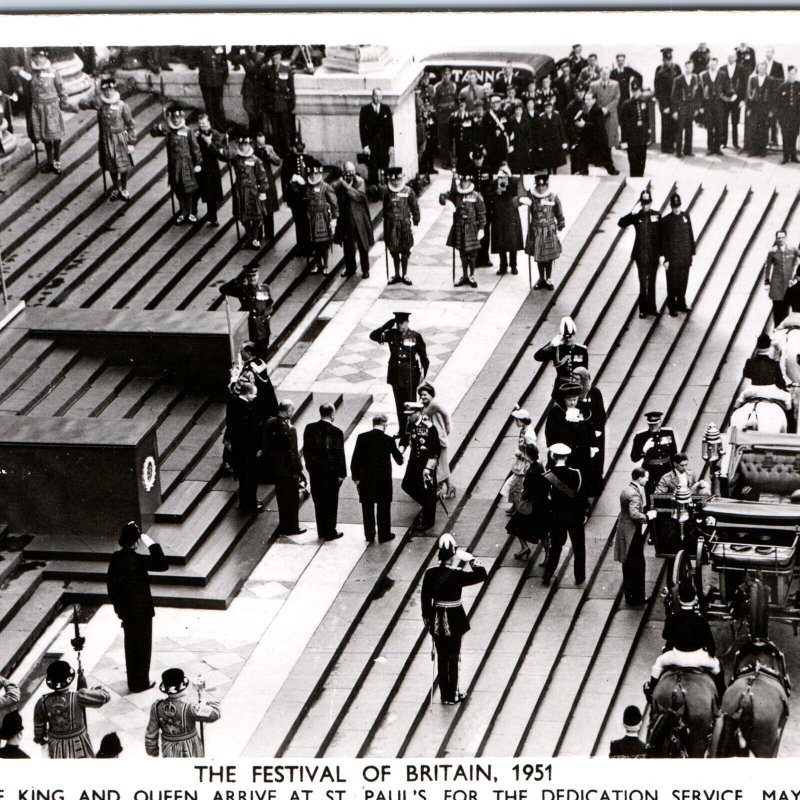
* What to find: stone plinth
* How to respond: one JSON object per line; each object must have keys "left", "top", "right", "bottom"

{"left": 49, "top": 48, "right": 94, "bottom": 103}
{"left": 322, "top": 45, "right": 392, "bottom": 74}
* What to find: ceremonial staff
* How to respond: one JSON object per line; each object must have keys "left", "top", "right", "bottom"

{"left": 196, "top": 674, "right": 206, "bottom": 749}
{"left": 378, "top": 168, "right": 389, "bottom": 281}
{"left": 224, "top": 133, "right": 240, "bottom": 240}
{"left": 430, "top": 633, "right": 436, "bottom": 710}
{"left": 71, "top": 605, "right": 87, "bottom": 690}
{"left": 0, "top": 247, "right": 8, "bottom": 306}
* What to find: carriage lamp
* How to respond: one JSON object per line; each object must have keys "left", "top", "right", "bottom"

{"left": 702, "top": 423, "right": 724, "bottom": 495}
{"left": 671, "top": 486, "right": 692, "bottom": 523}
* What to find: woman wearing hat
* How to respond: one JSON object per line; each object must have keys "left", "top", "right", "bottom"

{"left": 520, "top": 173, "right": 565, "bottom": 290}
{"left": 0, "top": 711, "right": 29, "bottom": 758}
{"left": 219, "top": 136, "right": 270, "bottom": 248}
{"left": 79, "top": 76, "right": 136, "bottom": 200}
{"left": 33, "top": 660, "right": 110, "bottom": 758}
{"left": 499, "top": 407, "right": 537, "bottom": 515}
{"left": 145, "top": 668, "right": 221, "bottom": 757}
{"left": 151, "top": 104, "right": 203, "bottom": 224}
{"left": 305, "top": 162, "right": 338, "bottom": 275}
{"left": 439, "top": 171, "right": 487, "bottom": 288}
{"left": 382, "top": 167, "right": 420, "bottom": 285}
{"left": 574, "top": 367, "right": 606, "bottom": 497}
{"left": 12, "top": 49, "right": 70, "bottom": 174}
{"left": 505, "top": 103, "right": 532, "bottom": 175}
{"left": 505, "top": 440, "right": 551, "bottom": 562}
{"left": 418, "top": 381, "right": 454, "bottom": 499}
{"left": 486, "top": 168, "right": 524, "bottom": 276}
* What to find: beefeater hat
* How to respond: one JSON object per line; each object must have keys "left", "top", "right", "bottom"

{"left": 159, "top": 668, "right": 190, "bottom": 694}
{"left": 46, "top": 660, "right": 75, "bottom": 691}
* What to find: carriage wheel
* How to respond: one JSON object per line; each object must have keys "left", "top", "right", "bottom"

{"left": 695, "top": 538, "right": 707, "bottom": 611}
{"left": 748, "top": 576, "right": 770, "bottom": 640}
{"left": 671, "top": 549, "right": 695, "bottom": 607}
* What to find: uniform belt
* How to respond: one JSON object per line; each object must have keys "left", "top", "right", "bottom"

{"left": 162, "top": 730, "right": 198, "bottom": 742}
{"left": 645, "top": 456, "right": 670, "bottom": 465}
{"left": 49, "top": 725, "right": 87, "bottom": 739}
{"left": 435, "top": 600, "right": 462, "bottom": 609}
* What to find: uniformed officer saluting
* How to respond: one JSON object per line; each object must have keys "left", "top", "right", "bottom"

{"left": 421, "top": 533, "right": 488, "bottom": 705}
{"left": 618, "top": 189, "right": 662, "bottom": 318}
{"left": 630, "top": 410, "right": 678, "bottom": 496}
{"left": 370, "top": 311, "right": 429, "bottom": 445}
{"left": 402, "top": 402, "right": 442, "bottom": 531}
{"left": 534, "top": 316, "right": 589, "bottom": 397}
{"left": 219, "top": 264, "right": 273, "bottom": 359}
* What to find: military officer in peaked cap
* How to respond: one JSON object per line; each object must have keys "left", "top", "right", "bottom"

{"left": 402, "top": 401, "right": 442, "bottom": 531}
{"left": 370, "top": 311, "right": 429, "bottom": 445}
{"left": 777, "top": 66, "right": 800, "bottom": 164}
{"left": 281, "top": 126, "right": 312, "bottom": 260}
{"left": 534, "top": 316, "right": 589, "bottom": 397}
{"left": 654, "top": 47, "right": 682, "bottom": 154}
{"left": 631, "top": 411, "right": 678, "bottom": 497}
{"left": 618, "top": 189, "right": 662, "bottom": 317}
{"left": 609, "top": 706, "right": 646, "bottom": 757}
{"left": 219, "top": 263, "right": 273, "bottom": 359}
{"left": 659, "top": 192, "right": 695, "bottom": 316}
{"left": 421, "top": 533, "right": 488, "bottom": 705}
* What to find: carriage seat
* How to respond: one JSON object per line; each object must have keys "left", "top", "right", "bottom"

{"left": 737, "top": 450, "right": 800, "bottom": 497}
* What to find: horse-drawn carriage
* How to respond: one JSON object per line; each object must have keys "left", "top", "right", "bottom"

{"left": 644, "top": 426, "right": 797, "bottom": 757}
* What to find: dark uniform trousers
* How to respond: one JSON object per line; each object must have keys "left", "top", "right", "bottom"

{"left": 723, "top": 100, "right": 741, "bottom": 148}
{"left": 705, "top": 100, "right": 726, "bottom": 153}
{"left": 626, "top": 145, "right": 647, "bottom": 178}
{"left": 636, "top": 257, "right": 659, "bottom": 314}
{"left": 274, "top": 476, "right": 300, "bottom": 534}
{"left": 546, "top": 514, "right": 586, "bottom": 584}
{"left": 434, "top": 636, "right": 461, "bottom": 703}
{"left": 123, "top": 615, "right": 153, "bottom": 692}
{"left": 666, "top": 263, "right": 690, "bottom": 314}
{"left": 778, "top": 81, "right": 800, "bottom": 161}
{"left": 309, "top": 474, "right": 341, "bottom": 540}
{"left": 622, "top": 528, "right": 646, "bottom": 603}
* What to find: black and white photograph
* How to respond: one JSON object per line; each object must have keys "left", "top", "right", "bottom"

{"left": 2, "top": 7, "right": 800, "bottom": 765}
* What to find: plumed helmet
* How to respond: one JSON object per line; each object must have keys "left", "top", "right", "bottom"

{"left": 559, "top": 316, "right": 577, "bottom": 336}
{"left": 438, "top": 533, "right": 457, "bottom": 561}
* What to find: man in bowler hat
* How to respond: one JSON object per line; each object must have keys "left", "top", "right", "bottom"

{"left": 659, "top": 192, "right": 695, "bottom": 316}
{"left": 609, "top": 706, "right": 646, "bottom": 757}
{"left": 351, "top": 413, "right": 404, "bottom": 542}
{"left": 107, "top": 522, "right": 169, "bottom": 693}
{"left": 618, "top": 189, "right": 661, "bottom": 317}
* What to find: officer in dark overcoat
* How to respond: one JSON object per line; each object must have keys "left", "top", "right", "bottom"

{"left": 370, "top": 311, "right": 429, "bottom": 444}
{"left": 654, "top": 48, "right": 681, "bottom": 154}
{"left": 106, "top": 522, "right": 169, "bottom": 693}
{"left": 670, "top": 61, "right": 700, "bottom": 158}
{"left": 659, "top": 192, "right": 695, "bottom": 315}
{"left": 262, "top": 49, "right": 296, "bottom": 156}
{"left": 351, "top": 413, "right": 404, "bottom": 543}
{"left": 630, "top": 410, "right": 678, "bottom": 497}
{"left": 333, "top": 161, "right": 375, "bottom": 278}
{"left": 226, "top": 376, "right": 264, "bottom": 513}
{"left": 382, "top": 167, "right": 420, "bottom": 285}
{"left": 618, "top": 189, "right": 661, "bottom": 316}
{"left": 281, "top": 129, "right": 312, "bottom": 259}
{"left": 532, "top": 98, "right": 568, "bottom": 174}
{"left": 777, "top": 66, "right": 800, "bottom": 163}
{"left": 253, "top": 133, "right": 282, "bottom": 241}
{"left": 486, "top": 169, "right": 524, "bottom": 276}
{"left": 440, "top": 172, "right": 487, "bottom": 288}
{"left": 421, "top": 533, "right": 488, "bottom": 705}
{"left": 745, "top": 62, "right": 776, "bottom": 157}
{"left": 219, "top": 264, "right": 273, "bottom": 359}
{"left": 402, "top": 403, "right": 442, "bottom": 531}
{"left": 619, "top": 82, "right": 651, "bottom": 178}
{"left": 194, "top": 113, "right": 224, "bottom": 226}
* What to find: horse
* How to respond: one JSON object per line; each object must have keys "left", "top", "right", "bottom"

{"left": 708, "top": 638, "right": 790, "bottom": 757}
{"left": 646, "top": 669, "right": 719, "bottom": 757}
{"left": 729, "top": 399, "right": 788, "bottom": 434}
{"left": 771, "top": 322, "right": 800, "bottom": 416}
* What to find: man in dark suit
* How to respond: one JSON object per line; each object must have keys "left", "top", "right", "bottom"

{"left": 553, "top": 61, "right": 576, "bottom": 115}
{"left": 700, "top": 58, "right": 729, "bottom": 155}
{"left": 671, "top": 60, "right": 700, "bottom": 157}
{"left": 360, "top": 88, "right": 394, "bottom": 187}
{"left": 619, "top": 82, "right": 651, "bottom": 178}
{"left": 765, "top": 47, "right": 785, "bottom": 146}
{"left": 736, "top": 42, "right": 756, "bottom": 75}
{"left": 262, "top": 49, "right": 296, "bottom": 156}
{"left": 332, "top": 160, "right": 374, "bottom": 278}
{"left": 609, "top": 706, "right": 646, "bottom": 758}
{"left": 610, "top": 53, "right": 642, "bottom": 104}
{"left": 654, "top": 47, "right": 681, "bottom": 153}
{"left": 777, "top": 66, "right": 800, "bottom": 163}
{"left": 107, "top": 521, "right": 169, "bottom": 694}
{"left": 263, "top": 399, "right": 307, "bottom": 537}
{"left": 722, "top": 51, "right": 748, "bottom": 149}
{"left": 303, "top": 403, "right": 347, "bottom": 542}
{"left": 745, "top": 61, "right": 776, "bottom": 156}
{"left": 351, "top": 413, "right": 404, "bottom": 542}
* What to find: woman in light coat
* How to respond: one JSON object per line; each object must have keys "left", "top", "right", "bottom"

{"left": 418, "top": 381, "right": 454, "bottom": 498}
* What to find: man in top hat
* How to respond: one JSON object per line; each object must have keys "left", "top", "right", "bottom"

{"left": 521, "top": 173, "right": 565, "bottom": 290}
{"left": 107, "top": 521, "right": 169, "bottom": 694}
{"left": 616, "top": 467, "right": 657, "bottom": 606}
{"left": 659, "top": 193, "right": 695, "bottom": 316}
{"left": 281, "top": 127, "right": 312, "bottom": 258}
{"left": 360, "top": 87, "right": 395, "bottom": 188}
{"left": 434, "top": 67, "right": 458, "bottom": 162}
{"left": 333, "top": 160, "right": 374, "bottom": 279}
{"left": 0, "top": 711, "right": 28, "bottom": 758}
{"left": 303, "top": 402, "right": 347, "bottom": 542}
{"left": 79, "top": 75, "right": 136, "bottom": 200}
{"left": 609, "top": 706, "right": 646, "bottom": 757}
{"left": 421, "top": 533, "right": 488, "bottom": 704}
{"left": 33, "top": 660, "right": 110, "bottom": 758}
{"left": 618, "top": 190, "right": 661, "bottom": 316}
{"left": 351, "top": 413, "right": 404, "bottom": 543}
{"left": 13, "top": 48, "right": 69, "bottom": 174}
{"left": 619, "top": 82, "right": 651, "bottom": 178}
{"left": 305, "top": 162, "right": 338, "bottom": 275}
{"left": 535, "top": 316, "right": 589, "bottom": 396}
{"left": 192, "top": 45, "right": 229, "bottom": 132}
{"left": 487, "top": 167, "right": 524, "bottom": 276}
{"left": 645, "top": 582, "right": 724, "bottom": 701}
{"left": 151, "top": 104, "right": 203, "bottom": 224}
{"left": 611, "top": 54, "right": 643, "bottom": 105}
{"left": 700, "top": 57, "right": 730, "bottom": 156}
{"left": 402, "top": 402, "right": 442, "bottom": 531}
{"left": 764, "top": 229, "right": 800, "bottom": 325}
{"left": 671, "top": 60, "right": 701, "bottom": 158}
{"left": 654, "top": 48, "right": 682, "bottom": 154}
{"left": 263, "top": 399, "right": 307, "bottom": 537}
{"left": 381, "top": 167, "right": 420, "bottom": 285}
{"left": 370, "top": 311, "right": 429, "bottom": 444}
{"left": 542, "top": 442, "right": 586, "bottom": 585}
{"left": 0, "top": 674, "right": 20, "bottom": 714}
{"left": 193, "top": 112, "right": 224, "bottom": 226}
{"left": 483, "top": 93, "right": 510, "bottom": 174}
{"left": 262, "top": 48, "right": 296, "bottom": 156}
{"left": 145, "top": 668, "right": 221, "bottom": 757}
{"left": 221, "top": 135, "right": 270, "bottom": 248}
{"left": 631, "top": 411, "right": 678, "bottom": 496}
{"left": 450, "top": 97, "right": 477, "bottom": 173}
{"left": 742, "top": 333, "right": 786, "bottom": 392}
{"left": 590, "top": 67, "right": 622, "bottom": 149}
{"left": 439, "top": 171, "right": 487, "bottom": 288}
{"left": 219, "top": 264, "right": 273, "bottom": 359}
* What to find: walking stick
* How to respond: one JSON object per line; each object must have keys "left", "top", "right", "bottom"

{"left": 224, "top": 134, "right": 240, "bottom": 240}
{"left": 223, "top": 296, "right": 236, "bottom": 362}
{"left": 0, "top": 248, "right": 8, "bottom": 306}
{"left": 430, "top": 634, "right": 436, "bottom": 710}
{"left": 196, "top": 674, "right": 206, "bottom": 749}
{"left": 527, "top": 252, "right": 532, "bottom": 290}
{"left": 101, "top": 169, "right": 107, "bottom": 194}
{"left": 33, "top": 141, "right": 39, "bottom": 170}
{"left": 384, "top": 239, "right": 389, "bottom": 281}
{"left": 71, "top": 605, "right": 87, "bottom": 690}
{"left": 452, "top": 245, "right": 456, "bottom": 285}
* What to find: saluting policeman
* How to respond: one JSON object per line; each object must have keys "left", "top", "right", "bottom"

{"left": 421, "top": 533, "right": 488, "bottom": 705}
{"left": 219, "top": 264, "right": 273, "bottom": 359}
{"left": 402, "top": 402, "right": 441, "bottom": 531}
{"left": 618, "top": 189, "right": 662, "bottom": 318}
{"left": 370, "top": 311, "right": 429, "bottom": 445}
{"left": 534, "top": 316, "right": 589, "bottom": 397}
{"left": 630, "top": 410, "right": 678, "bottom": 497}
